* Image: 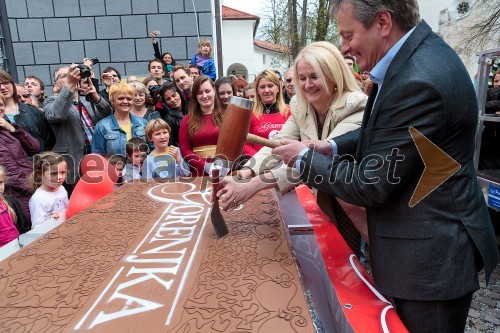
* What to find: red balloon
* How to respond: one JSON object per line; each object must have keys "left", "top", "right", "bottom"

{"left": 66, "top": 155, "right": 116, "bottom": 218}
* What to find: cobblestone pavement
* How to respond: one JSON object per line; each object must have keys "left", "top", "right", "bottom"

{"left": 466, "top": 265, "right": 500, "bottom": 333}
{"left": 466, "top": 236, "right": 500, "bottom": 333}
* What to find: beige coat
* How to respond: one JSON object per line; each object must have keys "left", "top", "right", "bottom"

{"left": 248, "top": 90, "right": 367, "bottom": 194}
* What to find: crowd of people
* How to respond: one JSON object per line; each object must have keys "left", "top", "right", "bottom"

{"left": 0, "top": 30, "right": 376, "bottom": 240}
{"left": 0, "top": 1, "right": 498, "bottom": 331}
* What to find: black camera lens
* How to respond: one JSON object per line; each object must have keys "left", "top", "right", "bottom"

{"left": 77, "top": 64, "right": 92, "bottom": 78}
{"left": 148, "top": 85, "right": 161, "bottom": 97}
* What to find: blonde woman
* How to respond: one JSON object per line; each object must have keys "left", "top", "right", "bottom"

{"left": 129, "top": 81, "right": 160, "bottom": 122}
{"left": 248, "top": 69, "right": 290, "bottom": 152}
{"left": 218, "top": 41, "right": 367, "bottom": 232}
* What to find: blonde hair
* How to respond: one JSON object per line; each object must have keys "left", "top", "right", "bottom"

{"left": 129, "top": 81, "right": 149, "bottom": 99}
{"left": 197, "top": 39, "right": 213, "bottom": 57}
{"left": 145, "top": 118, "right": 171, "bottom": 141}
{"left": 293, "top": 41, "right": 361, "bottom": 116}
{"left": 29, "top": 152, "right": 67, "bottom": 191}
{"left": 109, "top": 82, "right": 135, "bottom": 104}
{"left": 253, "top": 70, "right": 287, "bottom": 118}
{"left": 0, "top": 166, "right": 16, "bottom": 223}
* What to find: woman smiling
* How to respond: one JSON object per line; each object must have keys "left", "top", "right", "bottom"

{"left": 92, "top": 83, "right": 147, "bottom": 156}
{"left": 178, "top": 76, "right": 223, "bottom": 176}
{"left": 217, "top": 41, "right": 367, "bottom": 216}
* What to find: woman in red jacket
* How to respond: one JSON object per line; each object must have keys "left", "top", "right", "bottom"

{"left": 248, "top": 70, "right": 290, "bottom": 153}
{"left": 179, "top": 76, "right": 223, "bottom": 176}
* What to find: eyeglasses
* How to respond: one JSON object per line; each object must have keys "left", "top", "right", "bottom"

{"left": 0, "top": 81, "right": 11, "bottom": 87}
{"left": 17, "top": 94, "right": 31, "bottom": 99}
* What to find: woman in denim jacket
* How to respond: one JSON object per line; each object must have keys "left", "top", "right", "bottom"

{"left": 92, "top": 83, "right": 147, "bottom": 157}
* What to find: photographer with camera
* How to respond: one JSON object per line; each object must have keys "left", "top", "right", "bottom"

{"left": 43, "top": 62, "right": 112, "bottom": 195}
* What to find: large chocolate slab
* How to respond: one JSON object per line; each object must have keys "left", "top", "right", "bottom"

{"left": 0, "top": 180, "right": 315, "bottom": 332}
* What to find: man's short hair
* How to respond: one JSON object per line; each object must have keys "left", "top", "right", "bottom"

{"left": 329, "top": 0, "right": 420, "bottom": 32}
{"left": 187, "top": 64, "right": 201, "bottom": 74}
{"left": 148, "top": 58, "right": 164, "bottom": 72}
{"left": 102, "top": 66, "right": 122, "bottom": 80}
{"left": 24, "top": 75, "right": 45, "bottom": 90}
{"left": 173, "top": 65, "right": 190, "bottom": 76}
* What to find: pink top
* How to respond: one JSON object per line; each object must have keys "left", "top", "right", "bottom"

{"left": 249, "top": 107, "right": 290, "bottom": 151}
{"left": 0, "top": 201, "right": 20, "bottom": 247}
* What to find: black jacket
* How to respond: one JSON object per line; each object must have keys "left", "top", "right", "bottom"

{"left": 14, "top": 102, "right": 55, "bottom": 153}
{"left": 157, "top": 90, "right": 188, "bottom": 147}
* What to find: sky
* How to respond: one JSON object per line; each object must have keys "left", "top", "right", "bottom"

{"left": 222, "top": 0, "right": 455, "bottom": 31}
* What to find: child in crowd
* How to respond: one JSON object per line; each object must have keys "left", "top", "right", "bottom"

{"left": 28, "top": 152, "right": 68, "bottom": 229}
{"left": 123, "top": 138, "right": 149, "bottom": 182}
{"left": 107, "top": 154, "right": 127, "bottom": 189}
{"left": 142, "top": 119, "right": 190, "bottom": 180}
{"left": 190, "top": 39, "right": 216, "bottom": 81}
{"left": 0, "top": 166, "right": 21, "bottom": 247}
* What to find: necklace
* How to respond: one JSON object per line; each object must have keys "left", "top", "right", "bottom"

{"left": 264, "top": 103, "right": 274, "bottom": 114}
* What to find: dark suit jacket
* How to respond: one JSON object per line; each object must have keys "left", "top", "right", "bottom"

{"left": 300, "top": 21, "right": 498, "bottom": 300}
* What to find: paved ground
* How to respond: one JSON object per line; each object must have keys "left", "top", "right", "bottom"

{"left": 465, "top": 235, "right": 500, "bottom": 333}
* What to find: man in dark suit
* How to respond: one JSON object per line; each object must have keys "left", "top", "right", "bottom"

{"left": 272, "top": 0, "right": 498, "bottom": 332}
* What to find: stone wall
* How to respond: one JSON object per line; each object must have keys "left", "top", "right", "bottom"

{"left": 4, "top": 0, "right": 213, "bottom": 93}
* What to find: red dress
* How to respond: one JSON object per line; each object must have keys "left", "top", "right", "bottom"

{"left": 179, "top": 114, "right": 220, "bottom": 176}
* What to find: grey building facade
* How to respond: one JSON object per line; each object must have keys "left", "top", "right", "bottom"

{"left": 0, "top": 0, "right": 214, "bottom": 93}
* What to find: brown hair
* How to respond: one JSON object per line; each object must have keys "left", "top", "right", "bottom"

{"left": 233, "top": 77, "right": 248, "bottom": 90}
{"left": 188, "top": 76, "right": 223, "bottom": 137}
{"left": 125, "top": 137, "right": 149, "bottom": 157}
{"left": 29, "top": 152, "right": 66, "bottom": 191}
{"left": 0, "top": 69, "right": 18, "bottom": 104}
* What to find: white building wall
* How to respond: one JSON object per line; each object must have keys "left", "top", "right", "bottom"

{"left": 253, "top": 47, "right": 289, "bottom": 80}
{"left": 439, "top": 4, "right": 500, "bottom": 78}
{"left": 221, "top": 20, "right": 256, "bottom": 78}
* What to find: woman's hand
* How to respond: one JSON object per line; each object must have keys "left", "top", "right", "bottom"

{"left": 50, "top": 211, "right": 60, "bottom": 219}
{"left": 150, "top": 30, "right": 158, "bottom": 43}
{"left": 216, "top": 175, "right": 259, "bottom": 212}
{"left": 0, "top": 118, "right": 15, "bottom": 132}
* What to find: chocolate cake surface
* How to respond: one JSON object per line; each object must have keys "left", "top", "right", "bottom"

{"left": 0, "top": 179, "right": 315, "bottom": 332}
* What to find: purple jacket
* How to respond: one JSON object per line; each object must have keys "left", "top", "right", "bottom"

{"left": 0, "top": 124, "right": 40, "bottom": 221}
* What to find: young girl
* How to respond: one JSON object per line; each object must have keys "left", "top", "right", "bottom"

{"left": 0, "top": 166, "right": 20, "bottom": 247}
{"left": 142, "top": 119, "right": 190, "bottom": 180}
{"left": 190, "top": 39, "right": 216, "bottom": 81}
{"left": 29, "top": 152, "right": 69, "bottom": 229}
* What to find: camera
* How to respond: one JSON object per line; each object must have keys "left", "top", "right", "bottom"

{"left": 148, "top": 85, "right": 161, "bottom": 98}
{"left": 77, "top": 64, "right": 92, "bottom": 78}
{"left": 88, "top": 57, "right": 99, "bottom": 65}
